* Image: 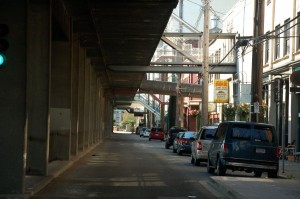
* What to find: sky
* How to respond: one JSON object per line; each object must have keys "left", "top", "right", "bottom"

{"left": 173, "top": 0, "right": 239, "bottom": 31}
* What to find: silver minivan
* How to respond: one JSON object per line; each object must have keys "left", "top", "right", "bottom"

{"left": 191, "top": 126, "right": 218, "bottom": 166}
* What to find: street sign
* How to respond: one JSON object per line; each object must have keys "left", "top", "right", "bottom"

{"left": 274, "top": 78, "right": 282, "bottom": 102}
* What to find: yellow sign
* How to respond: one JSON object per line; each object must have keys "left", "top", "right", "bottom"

{"left": 214, "top": 80, "right": 229, "bottom": 103}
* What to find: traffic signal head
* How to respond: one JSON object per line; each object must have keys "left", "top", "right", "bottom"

{"left": 0, "top": 24, "right": 9, "bottom": 68}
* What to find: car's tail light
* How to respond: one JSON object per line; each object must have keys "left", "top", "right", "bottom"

{"left": 276, "top": 147, "right": 281, "bottom": 158}
{"left": 181, "top": 139, "right": 188, "bottom": 144}
{"left": 221, "top": 142, "right": 226, "bottom": 153}
{"left": 197, "top": 141, "right": 202, "bottom": 150}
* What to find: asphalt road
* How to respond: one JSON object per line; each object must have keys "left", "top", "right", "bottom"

{"left": 30, "top": 132, "right": 219, "bottom": 199}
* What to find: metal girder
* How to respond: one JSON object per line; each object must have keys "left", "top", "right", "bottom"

{"left": 139, "top": 79, "right": 202, "bottom": 97}
{"left": 107, "top": 64, "right": 237, "bottom": 74}
{"left": 162, "top": 32, "right": 236, "bottom": 39}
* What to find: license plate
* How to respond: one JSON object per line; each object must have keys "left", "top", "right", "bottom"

{"left": 256, "top": 148, "right": 266, "bottom": 154}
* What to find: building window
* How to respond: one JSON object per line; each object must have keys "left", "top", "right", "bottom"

{"left": 284, "top": 18, "right": 290, "bottom": 56}
{"left": 265, "top": 31, "right": 270, "bottom": 64}
{"left": 297, "top": 12, "right": 300, "bottom": 50}
{"left": 275, "top": 25, "right": 280, "bottom": 59}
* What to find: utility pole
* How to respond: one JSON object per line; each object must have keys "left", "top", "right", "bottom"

{"left": 251, "top": 0, "right": 264, "bottom": 122}
{"left": 201, "top": 0, "right": 210, "bottom": 126}
{"left": 176, "top": 0, "right": 184, "bottom": 127}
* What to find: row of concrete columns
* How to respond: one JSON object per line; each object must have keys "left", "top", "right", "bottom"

{"left": 0, "top": 1, "right": 112, "bottom": 195}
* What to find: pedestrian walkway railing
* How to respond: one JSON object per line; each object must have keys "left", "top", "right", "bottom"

{"left": 134, "top": 93, "right": 161, "bottom": 117}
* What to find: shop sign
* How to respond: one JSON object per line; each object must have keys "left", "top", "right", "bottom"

{"left": 214, "top": 79, "right": 229, "bottom": 103}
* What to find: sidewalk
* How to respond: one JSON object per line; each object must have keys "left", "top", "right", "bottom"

{"left": 208, "top": 160, "right": 300, "bottom": 199}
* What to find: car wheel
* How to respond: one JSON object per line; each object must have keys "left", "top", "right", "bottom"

{"left": 191, "top": 155, "right": 195, "bottom": 164}
{"left": 194, "top": 158, "right": 200, "bottom": 166}
{"left": 254, "top": 171, "right": 262, "bottom": 177}
{"left": 165, "top": 142, "right": 170, "bottom": 149}
{"left": 267, "top": 170, "right": 278, "bottom": 178}
{"left": 216, "top": 158, "right": 226, "bottom": 176}
{"left": 173, "top": 147, "right": 177, "bottom": 153}
{"left": 207, "top": 157, "right": 215, "bottom": 174}
{"left": 177, "top": 148, "right": 182, "bottom": 155}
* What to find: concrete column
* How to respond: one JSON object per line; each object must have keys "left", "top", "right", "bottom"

{"left": 160, "top": 103, "right": 165, "bottom": 129}
{"left": 0, "top": 1, "right": 27, "bottom": 195}
{"left": 95, "top": 77, "right": 100, "bottom": 142}
{"left": 50, "top": 39, "right": 72, "bottom": 160}
{"left": 27, "top": 1, "right": 51, "bottom": 176}
{"left": 99, "top": 86, "right": 105, "bottom": 140}
{"left": 77, "top": 48, "right": 85, "bottom": 151}
{"left": 107, "top": 100, "right": 113, "bottom": 135}
{"left": 89, "top": 71, "right": 96, "bottom": 145}
{"left": 71, "top": 33, "right": 79, "bottom": 155}
{"left": 84, "top": 60, "right": 91, "bottom": 148}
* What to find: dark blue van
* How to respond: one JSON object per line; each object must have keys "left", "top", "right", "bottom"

{"left": 207, "top": 121, "right": 279, "bottom": 178}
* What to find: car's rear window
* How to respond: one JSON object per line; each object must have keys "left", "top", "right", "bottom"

{"left": 151, "top": 128, "right": 163, "bottom": 132}
{"left": 253, "top": 126, "right": 274, "bottom": 143}
{"left": 183, "top": 132, "right": 196, "bottom": 138}
{"left": 200, "top": 128, "right": 217, "bottom": 140}
{"left": 170, "top": 128, "right": 186, "bottom": 135}
{"left": 230, "top": 124, "right": 251, "bottom": 140}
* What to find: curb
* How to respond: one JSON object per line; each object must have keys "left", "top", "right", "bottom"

{"left": 207, "top": 177, "right": 244, "bottom": 199}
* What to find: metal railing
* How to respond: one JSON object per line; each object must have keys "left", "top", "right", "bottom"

{"left": 134, "top": 93, "right": 161, "bottom": 117}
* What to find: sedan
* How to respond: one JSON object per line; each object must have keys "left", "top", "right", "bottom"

{"left": 143, "top": 128, "right": 151, "bottom": 137}
{"left": 173, "top": 132, "right": 185, "bottom": 153}
{"left": 177, "top": 131, "right": 197, "bottom": 155}
{"left": 149, "top": 127, "right": 164, "bottom": 141}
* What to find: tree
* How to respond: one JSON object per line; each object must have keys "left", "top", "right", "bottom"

{"left": 121, "top": 112, "right": 137, "bottom": 129}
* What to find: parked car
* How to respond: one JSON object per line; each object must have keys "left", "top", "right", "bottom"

{"left": 143, "top": 128, "right": 151, "bottom": 137}
{"left": 173, "top": 132, "right": 185, "bottom": 153}
{"left": 207, "top": 121, "right": 279, "bottom": 178}
{"left": 165, "top": 126, "right": 187, "bottom": 149}
{"left": 191, "top": 126, "right": 218, "bottom": 166}
{"left": 149, "top": 127, "right": 164, "bottom": 141}
{"left": 139, "top": 127, "right": 147, "bottom": 137}
{"left": 176, "top": 131, "right": 197, "bottom": 155}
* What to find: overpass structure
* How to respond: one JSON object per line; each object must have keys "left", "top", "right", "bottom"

{"left": 0, "top": 0, "right": 236, "bottom": 197}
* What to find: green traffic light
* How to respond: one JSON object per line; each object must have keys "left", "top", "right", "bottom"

{"left": 0, "top": 53, "right": 7, "bottom": 68}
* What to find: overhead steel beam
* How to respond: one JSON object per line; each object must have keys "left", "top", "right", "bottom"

{"left": 139, "top": 79, "right": 202, "bottom": 97}
{"left": 162, "top": 32, "right": 236, "bottom": 39}
{"left": 107, "top": 64, "right": 237, "bottom": 74}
